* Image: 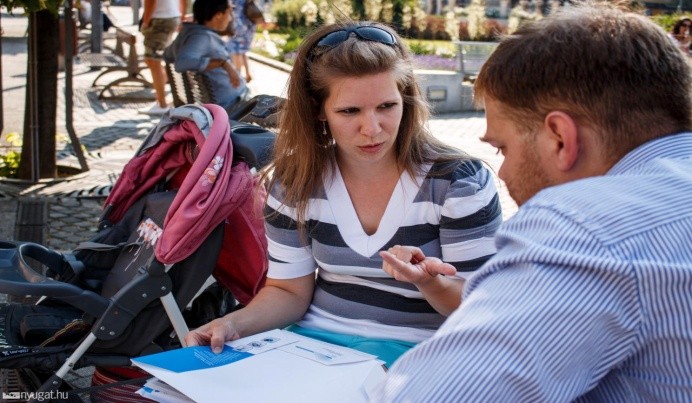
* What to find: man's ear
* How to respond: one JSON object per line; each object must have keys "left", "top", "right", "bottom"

{"left": 544, "top": 111, "right": 579, "bottom": 172}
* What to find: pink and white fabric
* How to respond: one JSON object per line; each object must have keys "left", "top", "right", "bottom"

{"left": 103, "top": 104, "right": 254, "bottom": 264}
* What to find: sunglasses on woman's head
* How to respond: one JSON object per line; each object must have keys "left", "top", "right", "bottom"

{"left": 309, "top": 25, "right": 397, "bottom": 60}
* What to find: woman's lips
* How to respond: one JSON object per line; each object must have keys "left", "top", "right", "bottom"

{"left": 359, "top": 142, "right": 384, "bottom": 153}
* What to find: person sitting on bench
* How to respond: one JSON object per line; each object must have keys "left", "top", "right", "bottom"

{"left": 164, "top": 0, "right": 248, "bottom": 110}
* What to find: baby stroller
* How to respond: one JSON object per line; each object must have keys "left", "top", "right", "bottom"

{"left": 0, "top": 103, "right": 277, "bottom": 400}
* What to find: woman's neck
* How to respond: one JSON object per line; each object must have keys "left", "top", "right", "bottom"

{"left": 335, "top": 152, "right": 401, "bottom": 185}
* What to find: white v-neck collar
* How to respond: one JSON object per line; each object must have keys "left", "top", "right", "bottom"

{"left": 325, "top": 162, "right": 427, "bottom": 258}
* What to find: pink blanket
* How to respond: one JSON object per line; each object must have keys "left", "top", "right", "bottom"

{"left": 103, "top": 104, "right": 254, "bottom": 264}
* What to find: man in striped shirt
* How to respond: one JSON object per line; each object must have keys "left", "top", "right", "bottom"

{"left": 375, "top": 4, "right": 692, "bottom": 402}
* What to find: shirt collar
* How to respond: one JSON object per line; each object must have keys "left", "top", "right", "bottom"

{"left": 608, "top": 132, "right": 692, "bottom": 175}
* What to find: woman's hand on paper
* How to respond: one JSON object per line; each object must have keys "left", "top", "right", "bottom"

{"left": 185, "top": 316, "right": 240, "bottom": 353}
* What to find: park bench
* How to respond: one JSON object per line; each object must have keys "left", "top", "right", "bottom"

{"left": 76, "top": 26, "right": 154, "bottom": 101}
{"left": 455, "top": 41, "right": 499, "bottom": 82}
{"left": 75, "top": 5, "right": 118, "bottom": 58}
{"left": 165, "top": 61, "right": 227, "bottom": 107}
{"left": 164, "top": 62, "right": 221, "bottom": 109}
{"left": 165, "top": 61, "right": 191, "bottom": 107}
{"left": 163, "top": 62, "right": 218, "bottom": 106}
{"left": 77, "top": 30, "right": 117, "bottom": 54}
{"left": 184, "top": 70, "right": 219, "bottom": 105}
{"left": 165, "top": 63, "right": 284, "bottom": 128}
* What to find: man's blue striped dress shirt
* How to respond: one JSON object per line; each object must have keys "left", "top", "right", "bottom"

{"left": 376, "top": 132, "right": 692, "bottom": 402}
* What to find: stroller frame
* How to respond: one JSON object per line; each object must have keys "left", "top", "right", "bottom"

{"left": 1, "top": 248, "right": 191, "bottom": 394}
{"left": 0, "top": 101, "right": 279, "bottom": 399}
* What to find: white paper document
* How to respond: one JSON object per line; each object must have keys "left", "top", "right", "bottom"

{"left": 132, "top": 329, "right": 386, "bottom": 403}
{"left": 136, "top": 378, "right": 194, "bottom": 403}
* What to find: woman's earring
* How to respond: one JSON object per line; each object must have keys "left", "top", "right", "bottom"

{"left": 322, "top": 121, "right": 328, "bottom": 136}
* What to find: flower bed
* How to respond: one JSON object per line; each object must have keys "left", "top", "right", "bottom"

{"left": 253, "top": 33, "right": 458, "bottom": 72}
{"left": 412, "top": 54, "right": 457, "bottom": 71}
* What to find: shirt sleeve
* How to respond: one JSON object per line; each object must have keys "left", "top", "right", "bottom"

{"left": 174, "top": 33, "right": 213, "bottom": 72}
{"left": 440, "top": 160, "right": 502, "bottom": 278}
{"left": 375, "top": 204, "right": 642, "bottom": 402}
{"left": 264, "top": 183, "right": 317, "bottom": 280}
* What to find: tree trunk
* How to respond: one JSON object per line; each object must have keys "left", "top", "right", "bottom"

{"left": 18, "top": 10, "right": 59, "bottom": 180}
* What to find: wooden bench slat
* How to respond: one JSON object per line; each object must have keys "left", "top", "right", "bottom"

{"left": 76, "top": 53, "right": 127, "bottom": 68}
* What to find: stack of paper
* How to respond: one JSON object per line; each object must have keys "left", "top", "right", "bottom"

{"left": 137, "top": 378, "right": 193, "bottom": 402}
{"left": 132, "top": 329, "right": 386, "bottom": 402}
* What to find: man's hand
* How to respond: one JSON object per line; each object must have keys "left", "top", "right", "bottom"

{"left": 380, "top": 245, "right": 457, "bottom": 286}
{"left": 223, "top": 60, "right": 241, "bottom": 88}
{"left": 185, "top": 315, "right": 240, "bottom": 353}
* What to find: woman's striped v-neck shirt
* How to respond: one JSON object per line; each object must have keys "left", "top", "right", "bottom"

{"left": 264, "top": 158, "right": 502, "bottom": 342}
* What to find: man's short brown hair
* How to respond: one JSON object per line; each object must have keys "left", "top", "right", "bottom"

{"left": 475, "top": 3, "right": 692, "bottom": 163}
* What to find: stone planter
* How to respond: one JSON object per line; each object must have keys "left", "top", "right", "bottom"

{"left": 415, "top": 69, "right": 476, "bottom": 113}
{"left": 247, "top": 52, "right": 478, "bottom": 114}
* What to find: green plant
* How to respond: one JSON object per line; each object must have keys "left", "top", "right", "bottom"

{"left": 408, "top": 40, "right": 434, "bottom": 55}
{"left": 0, "top": 132, "right": 22, "bottom": 178}
{"left": 284, "top": 28, "right": 308, "bottom": 51}
{"left": 0, "top": 132, "right": 82, "bottom": 178}
{"left": 272, "top": 0, "right": 309, "bottom": 29}
{"left": 403, "top": 39, "right": 456, "bottom": 57}
{"left": 0, "top": 0, "right": 60, "bottom": 13}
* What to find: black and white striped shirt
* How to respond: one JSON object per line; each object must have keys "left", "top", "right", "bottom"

{"left": 265, "top": 157, "right": 502, "bottom": 342}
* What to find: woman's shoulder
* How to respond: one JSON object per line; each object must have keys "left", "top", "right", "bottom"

{"left": 427, "top": 157, "right": 488, "bottom": 181}
{"left": 267, "top": 177, "right": 326, "bottom": 206}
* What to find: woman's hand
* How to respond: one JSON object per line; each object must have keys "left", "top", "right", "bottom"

{"left": 185, "top": 315, "right": 240, "bottom": 353}
{"left": 380, "top": 245, "right": 462, "bottom": 315}
{"left": 380, "top": 245, "right": 456, "bottom": 286}
{"left": 185, "top": 275, "right": 316, "bottom": 353}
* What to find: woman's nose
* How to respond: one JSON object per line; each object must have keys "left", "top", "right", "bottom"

{"left": 359, "top": 112, "right": 380, "bottom": 137}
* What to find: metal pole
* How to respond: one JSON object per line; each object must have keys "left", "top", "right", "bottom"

{"left": 132, "top": 0, "right": 141, "bottom": 26}
{"left": 90, "top": 0, "right": 102, "bottom": 52}
{"left": 0, "top": 12, "right": 4, "bottom": 134}
{"left": 29, "top": 12, "right": 39, "bottom": 182}
{"left": 64, "top": 0, "right": 89, "bottom": 172}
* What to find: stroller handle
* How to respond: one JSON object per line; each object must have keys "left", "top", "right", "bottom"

{"left": 231, "top": 123, "right": 276, "bottom": 169}
{"left": 0, "top": 241, "right": 109, "bottom": 317}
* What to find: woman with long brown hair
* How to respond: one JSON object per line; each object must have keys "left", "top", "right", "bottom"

{"left": 187, "top": 21, "right": 501, "bottom": 367}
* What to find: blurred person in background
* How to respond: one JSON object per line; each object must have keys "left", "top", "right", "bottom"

{"left": 164, "top": 0, "right": 248, "bottom": 110}
{"left": 139, "top": 0, "right": 185, "bottom": 115}
{"left": 226, "top": 0, "right": 259, "bottom": 83}
{"left": 669, "top": 17, "right": 692, "bottom": 53}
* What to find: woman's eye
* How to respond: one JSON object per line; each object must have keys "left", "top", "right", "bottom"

{"left": 339, "top": 108, "right": 358, "bottom": 114}
{"left": 379, "top": 102, "right": 397, "bottom": 109}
